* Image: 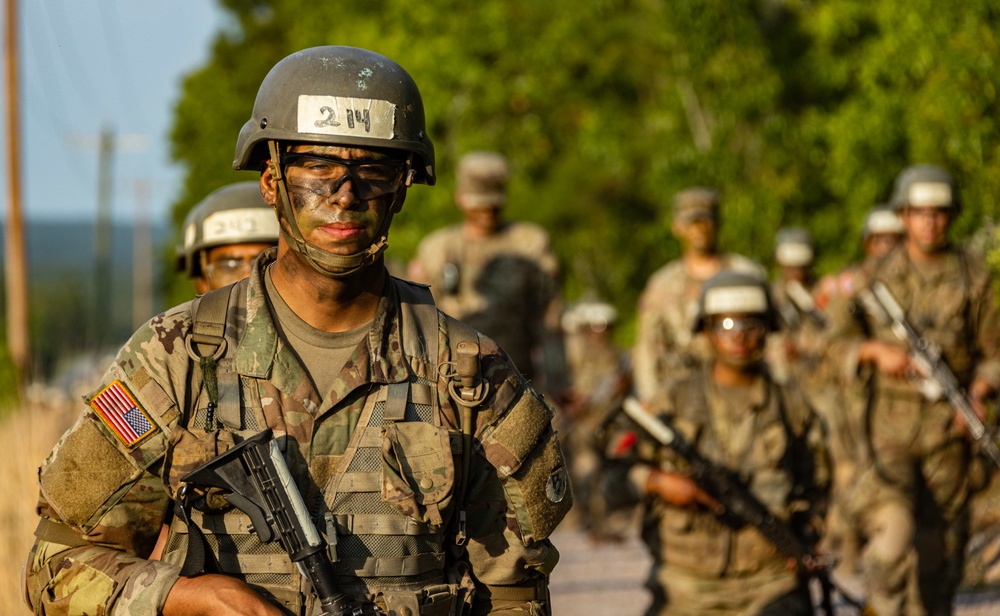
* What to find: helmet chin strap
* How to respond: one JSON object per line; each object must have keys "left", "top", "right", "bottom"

{"left": 267, "top": 140, "right": 406, "bottom": 279}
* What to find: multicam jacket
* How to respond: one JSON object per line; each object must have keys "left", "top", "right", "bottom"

{"left": 24, "top": 251, "right": 570, "bottom": 616}
{"left": 632, "top": 255, "right": 765, "bottom": 401}
{"left": 825, "top": 245, "right": 1000, "bottom": 396}
{"left": 409, "top": 221, "right": 567, "bottom": 393}
{"left": 628, "top": 367, "right": 829, "bottom": 602}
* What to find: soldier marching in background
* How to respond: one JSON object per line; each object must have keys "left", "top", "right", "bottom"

{"left": 812, "top": 204, "right": 905, "bottom": 578}
{"left": 616, "top": 272, "right": 829, "bottom": 615}
{"left": 558, "top": 299, "right": 632, "bottom": 541}
{"left": 176, "top": 181, "right": 280, "bottom": 295}
{"left": 632, "top": 188, "right": 766, "bottom": 402}
{"left": 767, "top": 226, "right": 826, "bottom": 387}
{"left": 825, "top": 164, "right": 1000, "bottom": 615}
{"left": 408, "top": 151, "right": 570, "bottom": 401}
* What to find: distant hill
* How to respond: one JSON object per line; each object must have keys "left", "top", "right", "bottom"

{"left": 0, "top": 220, "right": 174, "bottom": 376}
{"left": 0, "top": 220, "right": 171, "bottom": 278}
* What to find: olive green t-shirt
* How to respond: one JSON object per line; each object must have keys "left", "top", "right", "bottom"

{"left": 264, "top": 267, "right": 372, "bottom": 398}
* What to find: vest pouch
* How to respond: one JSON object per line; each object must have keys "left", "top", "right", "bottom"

{"left": 381, "top": 422, "right": 455, "bottom": 526}
{"left": 379, "top": 584, "right": 459, "bottom": 616}
{"left": 659, "top": 508, "right": 729, "bottom": 576}
{"left": 165, "top": 427, "right": 236, "bottom": 508}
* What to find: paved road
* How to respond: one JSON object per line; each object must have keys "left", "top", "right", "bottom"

{"left": 549, "top": 525, "right": 1000, "bottom": 615}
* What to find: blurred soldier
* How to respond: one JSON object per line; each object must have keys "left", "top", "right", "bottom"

{"left": 813, "top": 205, "right": 904, "bottom": 575}
{"left": 559, "top": 299, "right": 631, "bottom": 539}
{"left": 408, "top": 151, "right": 569, "bottom": 398}
{"left": 177, "top": 181, "right": 280, "bottom": 294}
{"left": 768, "top": 226, "right": 825, "bottom": 386}
{"left": 620, "top": 272, "right": 828, "bottom": 615}
{"left": 816, "top": 204, "right": 905, "bottom": 311}
{"left": 826, "top": 164, "right": 1000, "bottom": 615}
{"left": 24, "top": 46, "right": 570, "bottom": 616}
{"left": 632, "top": 188, "right": 765, "bottom": 401}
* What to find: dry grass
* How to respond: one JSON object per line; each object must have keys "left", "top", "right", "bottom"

{"left": 0, "top": 395, "right": 77, "bottom": 616}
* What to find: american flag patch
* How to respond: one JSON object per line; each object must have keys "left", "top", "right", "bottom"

{"left": 89, "top": 380, "right": 156, "bottom": 447}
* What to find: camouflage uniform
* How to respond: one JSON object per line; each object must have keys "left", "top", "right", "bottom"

{"left": 632, "top": 188, "right": 765, "bottom": 402}
{"left": 632, "top": 253, "right": 765, "bottom": 401}
{"left": 410, "top": 211, "right": 566, "bottom": 393}
{"left": 559, "top": 301, "right": 631, "bottom": 536}
{"left": 23, "top": 250, "right": 571, "bottom": 615}
{"left": 627, "top": 366, "right": 829, "bottom": 616}
{"left": 826, "top": 243, "right": 1000, "bottom": 615}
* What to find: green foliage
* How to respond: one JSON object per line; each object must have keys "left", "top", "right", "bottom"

{"left": 166, "top": 0, "right": 1000, "bottom": 340}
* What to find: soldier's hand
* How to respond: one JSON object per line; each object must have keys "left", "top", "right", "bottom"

{"left": 958, "top": 377, "right": 995, "bottom": 437}
{"left": 860, "top": 340, "right": 911, "bottom": 378}
{"left": 163, "top": 574, "right": 285, "bottom": 616}
{"left": 645, "top": 468, "right": 724, "bottom": 514}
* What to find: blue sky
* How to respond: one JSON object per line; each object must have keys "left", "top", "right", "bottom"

{"left": 1, "top": 0, "right": 226, "bottom": 225}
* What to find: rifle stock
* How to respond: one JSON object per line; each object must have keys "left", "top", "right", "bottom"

{"left": 180, "top": 429, "right": 367, "bottom": 616}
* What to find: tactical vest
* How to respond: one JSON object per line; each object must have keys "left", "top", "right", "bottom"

{"left": 649, "top": 371, "right": 811, "bottom": 578}
{"left": 161, "top": 277, "right": 477, "bottom": 616}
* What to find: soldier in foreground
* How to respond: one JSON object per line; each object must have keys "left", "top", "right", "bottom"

{"left": 825, "top": 165, "right": 1000, "bottom": 615}
{"left": 407, "top": 151, "right": 569, "bottom": 399}
{"left": 632, "top": 188, "right": 765, "bottom": 402}
{"left": 618, "top": 272, "right": 829, "bottom": 615}
{"left": 23, "top": 46, "right": 571, "bottom": 616}
{"left": 177, "top": 180, "right": 280, "bottom": 294}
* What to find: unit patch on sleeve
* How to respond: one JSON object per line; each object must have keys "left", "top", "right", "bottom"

{"left": 89, "top": 380, "right": 157, "bottom": 447}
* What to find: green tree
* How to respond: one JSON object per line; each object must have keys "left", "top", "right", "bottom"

{"left": 166, "top": 0, "right": 1000, "bottom": 341}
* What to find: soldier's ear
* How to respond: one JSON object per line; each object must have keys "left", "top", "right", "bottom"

{"left": 260, "top": 165, "right": 278, "bottom": 208}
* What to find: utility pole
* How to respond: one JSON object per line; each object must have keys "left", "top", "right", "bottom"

{"left": 94, "top": 125, "right": 115, "bottom": 349}
{"left": 131, "top": 179, "right": 153, "bottom": 330}
{"left": 4, "top": 0, "right": 29, "bottom": 390}
{"left": 67, "top": 130, "right": 148, "bottom": 350}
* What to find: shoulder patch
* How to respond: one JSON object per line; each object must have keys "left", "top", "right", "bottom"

{"left": 89, "top": 380, "right": 157, "bottom": 448}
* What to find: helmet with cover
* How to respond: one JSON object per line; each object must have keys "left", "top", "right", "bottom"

{"left": 561, "top": 299, "right": 618, "bottom": 334}
{"left": 889, "top": 164, "right": 960, "bottom": 213}
{"left": 672, "top": 187, "right": 720, "bottom": 222}
{"left": 176, "top": 181, "right": 279, "bottom": 278}
{"left": 862, "top": 204, "right": 905, "bottom": 240}
{"left": 234, "top": 46, "right": 434, "bottom": 183}
{"left": 773, "top": 226, "right": 814, "bottom": 268}
{"left": 692, "top": 271, "right": 778, "bottom": 333}
{"left": 456, "top": 151, "right": 509, "bottom": 209}
{"left": 233, "top": 46, "right": 435, "bottom": 278}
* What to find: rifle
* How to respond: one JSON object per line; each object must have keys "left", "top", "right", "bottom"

{"left": 179, "top": 428, "right": 368, "bottom": 616}
{"left": 622, "top": 398, "right": 869, "bottom": 616}
{"left": 856, "top": 281, "right": 1000, "bottom": 469}
{"left": 786, "top": 279, "right": 828, "bottom": 329}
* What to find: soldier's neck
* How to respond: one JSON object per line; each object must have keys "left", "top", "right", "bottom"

{"left": 711, "top": 359, "right": 759, "bottom": 387}
{"left": 269, "top": 249, "right": 384, "bottom": 333}
{"left": 905, "top": 240, "right": 948, "bottom": 266}
{"left": 683, "top": 250, "right": 723, "bottom": 281}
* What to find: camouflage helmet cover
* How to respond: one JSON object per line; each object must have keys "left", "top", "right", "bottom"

{"left": 889, "top": 164, "right": 959, "bottom": 212}
{"left": 456, "top": 151, "right": 509, "bottom": 208}
{"left": 693, "top": 271, "right": 778, "bottom": 333}
{"left": 774, "top": 226, "right": 814, "bottom": 267}
{"left": 233, "top": 46, "right": 435, "bottom": 185}
{"left": 863, "top": 204, "right": 905, "bottom": 240}
{"left": 561, "top": 299, "right": 618, "bottom": 333}
{"left": 177, "top": 181, "right": 279, "bottom": 277}
{"left": 673, "top": 187, "right": 720, "bottom": 222}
